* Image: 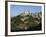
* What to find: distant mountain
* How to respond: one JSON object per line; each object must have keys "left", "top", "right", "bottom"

{"left": 11, "top": 11, "right": 42, "bottom": 32}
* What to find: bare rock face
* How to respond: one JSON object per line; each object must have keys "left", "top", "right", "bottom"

{"left": 11, "top": 11, "right": 42, "bottom": 32}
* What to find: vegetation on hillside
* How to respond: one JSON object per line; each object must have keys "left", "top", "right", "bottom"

{"left": 11, "top": 11, "right": 42, "bottom": 32}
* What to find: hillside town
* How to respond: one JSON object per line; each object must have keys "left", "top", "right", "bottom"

{"left": 11, "top": 10, "right": 42, "bottom": 32}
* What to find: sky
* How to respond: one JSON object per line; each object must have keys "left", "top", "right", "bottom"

{"left": 10, "top": 5, "right": 42, "bottom": 17}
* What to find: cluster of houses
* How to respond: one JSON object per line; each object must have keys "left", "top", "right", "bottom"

{"left": 20, "top": 10, "right": 42, "bottom": 21}
{"left": 18, "top": 10, "right": 42, "bottom": 30}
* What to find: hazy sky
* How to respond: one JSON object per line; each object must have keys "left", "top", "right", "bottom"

{"left": 10, "top": 5, "right": 42, "bottom": 17}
